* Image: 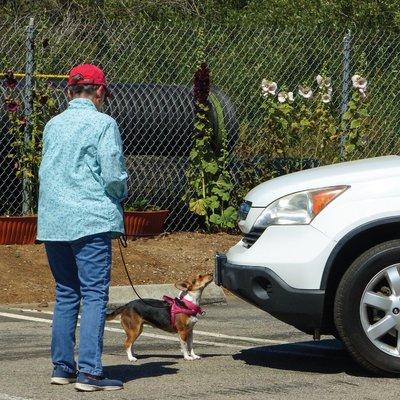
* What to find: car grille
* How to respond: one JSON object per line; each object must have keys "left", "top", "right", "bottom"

{"left": 242, "top": 228, "right": 264, "bottom": 248}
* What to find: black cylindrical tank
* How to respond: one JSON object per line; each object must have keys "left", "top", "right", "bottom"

{"left": 48, "top": 81, "right": 238, "bottom": 156}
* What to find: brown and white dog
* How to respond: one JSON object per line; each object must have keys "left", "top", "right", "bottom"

{"left": 106, "top": 273, "right": 213, "bottom": 361}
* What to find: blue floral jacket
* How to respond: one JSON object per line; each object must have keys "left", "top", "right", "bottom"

{"left": 37, "top": 98, "right": 128, "bottom": 241}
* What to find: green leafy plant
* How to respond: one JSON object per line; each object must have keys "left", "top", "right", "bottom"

{"left": 261, "top": 83, "right": 299, "bottom": 174}
{"left": 311, "top": 77, "right": 338, "bottom": 161}
{"left": 341, "top": 74, "right": 369, "bottom": 159}
{"left": 259, "top": 73, "right": 371, "bottom": 167}
{"left": 3, "top": 70, "right": 56, "bottom": 215}
{"left": 184, "top": 34, "right": 237, "bottom": 231}
{"left": 260, "top": 76, "right": 339, "bottom": 165}
{"left": 125, "top": 197, "right": 161, "bottom": 212}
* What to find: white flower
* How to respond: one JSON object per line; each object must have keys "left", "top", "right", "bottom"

{"left": 268, "top": 82, "right": 278, "bottom": 94}
{"left": 359, "top": 88, "right": 367, "bottom": 99}
{"left": 298, "top": 85, "right": 313, "bottom": 99}
{"left": 322, "top": 93, "right": 332, "bottom": 103}
{"left": 357, "top": 78, "right": 367, "bottom": 90}
{"left": 262, "top": 91, "right": 269, "bottom": 98}
{"left": 351, "top": 74, "right": 360, "bottom": 85}
{"left": 261, "top": 79, "right": 277, "bottom": 96}
{"left": 278, "top": 91, "right": 287, "bottom": 103}
{"left": 352, "top": 75, "right": 367, "bottom": 91}
{"left": 316, "top": 74, "right": 332, "bottom": 89}
{"left": 287, "top": 91, "right": 294, "bottom": 102}
{"left": 324, "top": 77, "right": 332, "bottom": 88}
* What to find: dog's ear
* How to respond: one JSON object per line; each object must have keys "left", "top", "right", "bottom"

{"left": 175, "top": 281, "right": 190, "bottom": 291}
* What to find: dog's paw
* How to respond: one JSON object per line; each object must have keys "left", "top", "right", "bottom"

{"left": 191, "top": 354, "right": 201, "bottom": 360}
{"left": 184, "top": 355, "right": 195, "bottom": 361}
{"left": 128, "top": 355, "right": 138, "bottom": 362}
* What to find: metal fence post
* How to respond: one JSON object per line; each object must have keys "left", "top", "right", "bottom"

{"left": 22, "top": 17, "right": 35, "bottom": 214}
{"left": 340, "top": 29, "right": 351, "bottom": 161}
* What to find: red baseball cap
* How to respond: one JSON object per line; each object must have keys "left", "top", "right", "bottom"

{"left": 67, "top": 63, "right": 111, "bottom": 97}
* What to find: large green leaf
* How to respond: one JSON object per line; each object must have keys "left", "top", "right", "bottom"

{"left": 205, "top": 195, "right": 220, "bottom": 209}
{"left": 202, "top": 160, "right": 219, "bottom": 174}
{"left": 189, "top": 199, "right": 207, "bottom": 216}
{"left": 350, "top": 119, "right": 361, "bottom": 129}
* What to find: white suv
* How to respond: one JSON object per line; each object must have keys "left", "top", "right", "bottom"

{"left": 215, "top": 155, "right": 400, "bottom": 375}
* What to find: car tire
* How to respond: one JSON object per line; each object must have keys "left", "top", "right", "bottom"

{"left": 334, "top": 240, "right": 400, "bottom": 375}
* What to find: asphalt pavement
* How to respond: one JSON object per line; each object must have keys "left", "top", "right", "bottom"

{"left": 0, "top": 295, "right": 398, "bottom": 400}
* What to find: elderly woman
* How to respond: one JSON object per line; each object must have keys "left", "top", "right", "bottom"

{"left": 37, "top": 63, "right": 127, "bottom": 392}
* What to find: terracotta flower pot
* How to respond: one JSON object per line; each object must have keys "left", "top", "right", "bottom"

{"left": 0, "top": 215, "right": 37, "bottom": 245}
{"left": 124, "top": 210, "right": 169, "bottom": 237}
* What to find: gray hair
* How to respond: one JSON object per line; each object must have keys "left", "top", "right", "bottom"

{"left": 68, "top": 84, "right": 99, "bottom": 97}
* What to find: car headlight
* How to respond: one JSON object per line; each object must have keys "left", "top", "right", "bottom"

{"left": 253, "top": 185, "right": 349, "bottom": 230}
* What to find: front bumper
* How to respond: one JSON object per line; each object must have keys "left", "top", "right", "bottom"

{"left": 215, "top": 253, "right": 325, "bottom": 334}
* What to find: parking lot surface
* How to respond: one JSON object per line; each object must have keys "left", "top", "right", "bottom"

{"left": 0, "top": 295, "right": 398, "bottom": 400}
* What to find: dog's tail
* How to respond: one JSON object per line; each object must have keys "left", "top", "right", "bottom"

{"left": 106, "top": 305, "right": 126, "bottom": 321}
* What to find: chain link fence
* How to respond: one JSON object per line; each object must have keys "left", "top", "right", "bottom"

{"left": 1, "top": 17, "right": 400, "bottom": 230}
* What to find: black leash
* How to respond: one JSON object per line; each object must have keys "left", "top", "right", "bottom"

{"left": 117, "top": 230, "right": 170, "bottom": 309}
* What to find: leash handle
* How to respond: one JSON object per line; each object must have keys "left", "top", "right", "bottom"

{"left": 119, "top": 232, "right": 128, "bottom": 248}
{"left": 119, "top": 200, "right": 128, "bottom": 248}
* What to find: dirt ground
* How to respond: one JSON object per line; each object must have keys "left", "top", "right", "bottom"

{"left": 0, "top": 232, "right": 240, "bottom": 304}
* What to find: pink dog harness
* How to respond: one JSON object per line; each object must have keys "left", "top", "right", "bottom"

{"left": 162, "top": 295, "right": 203, "bottom": 328}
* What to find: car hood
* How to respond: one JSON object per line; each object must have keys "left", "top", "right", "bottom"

{"left": 246, "top": 156, "right": 400, "bottom": 207}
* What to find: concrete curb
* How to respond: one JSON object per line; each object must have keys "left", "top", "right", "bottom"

{"left": 109, "top": 282, "right": 226, "bottom": 306}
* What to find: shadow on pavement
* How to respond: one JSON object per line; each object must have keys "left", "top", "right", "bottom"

{"left": 233, "top": 339, "right": 382, "bottom": 377}
{"left": 104, "top": 361, "right": 178, "bottom": 383}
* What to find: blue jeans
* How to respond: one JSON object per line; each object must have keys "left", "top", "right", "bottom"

{"left": 45, "top": 232, "right": 112, "bottom": 376}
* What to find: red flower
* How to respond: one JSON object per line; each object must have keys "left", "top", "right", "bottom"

{"left": 5, "top": 98, "right": 19, "bottom": 113}
{"left": 4, "top": 70, "right": 18, "bottom": 89}
{"left": 193, "top": 63, "right": 210, "bottom": 105}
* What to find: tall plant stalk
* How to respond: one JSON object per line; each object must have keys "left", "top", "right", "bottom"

{"left": 184, "top": 28, "right": 237, "bottom": 231}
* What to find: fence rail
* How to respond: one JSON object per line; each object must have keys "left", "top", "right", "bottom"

{"left": 0, "top": 17, "right": 399, "bottom": 230}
